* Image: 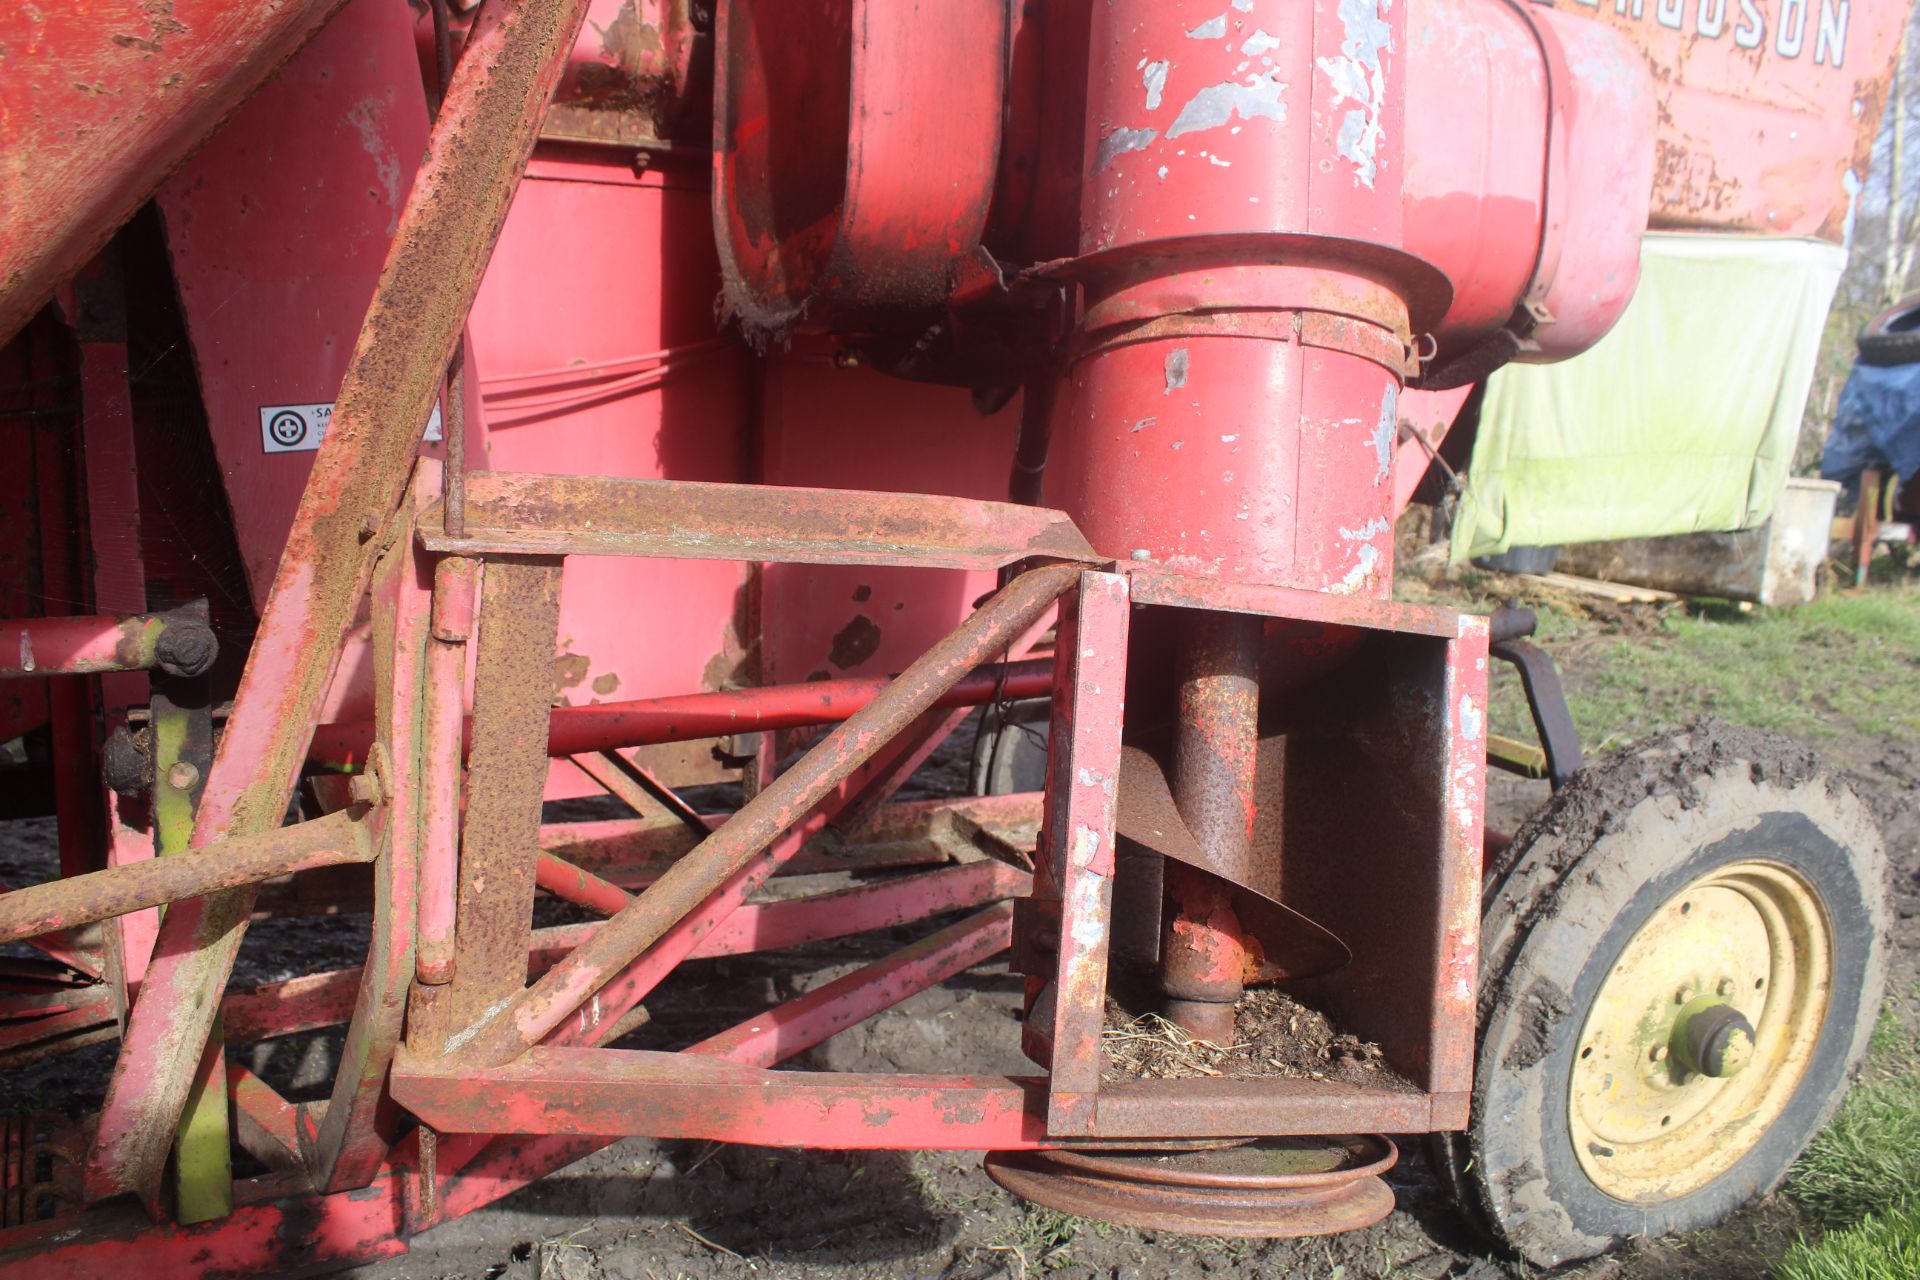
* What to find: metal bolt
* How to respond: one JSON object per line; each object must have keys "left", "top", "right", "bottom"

{"left": 1675, "top": 987, "right": 1690, "bottom": 1004}
{"left": 102, "top": 724, "right": 150, "bottom": 797}
{"left": 1650, "top": 1045, "right": 1668, "bottom": 1063}
{"left": 153, "top": 620, "right": 218, "bottom": 678}
{"left": 1717, "top": 978, "right": 1737, "bottom": 998}
{"left": 349, "top": 742, "right": 391, "bottom": 807}
{"left": 166, "top": 761, "right": 200, "bottom": 792}
{"left": 348, "top": 771, "right": 381, "bottom": 807}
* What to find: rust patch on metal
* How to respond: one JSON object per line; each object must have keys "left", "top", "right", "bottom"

{"left": 421, "top": 471, "right": 1103, "bottom": 570}
{"left": 828, "top": 614, "right": 882, "bottom": 670}
{"left": 1650, "top": 137, "right": 1743, "bottom": 228}
{"left": 450, "top": 557, "right": 566, "bottom": 1031}
{"left": 984, "top": 1137, "right": 1397, "bottom": 1238}
{"left": 552, "top": 652, "right": 590, "bottom": 693}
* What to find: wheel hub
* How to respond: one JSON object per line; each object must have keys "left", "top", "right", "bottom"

{"left": 984, "top": 1136, "right": 1397, "bottom": 1238}
{"left": 1673, "top": 997, "right": 1757, "bottom": 1078}
{"left": 1567, "top": 860, "right": 1832, "bottom": 1201}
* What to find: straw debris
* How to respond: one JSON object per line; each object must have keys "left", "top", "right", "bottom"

{"left": 1100, "top": 988, "right": 1399, "bottom": 1086}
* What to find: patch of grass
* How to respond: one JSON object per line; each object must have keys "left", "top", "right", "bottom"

{"left": 1162, "top": 1232, "right": 1254, "bottom": 1263}
{"left": 984, "top": 1205, "right": 1083, "bottom": 1276}
{"left": 1484, "top": 584, "right": 1920, "bottom": 750}
{"left": 904, "top": 1152, "right": 995, "bottom": 1216}
{"left": 1772, "top": 1203, "right": 1920, "bottom": 1280}
{"left": 1782, "top": 1010, "right": 1920, "bottom": 1230}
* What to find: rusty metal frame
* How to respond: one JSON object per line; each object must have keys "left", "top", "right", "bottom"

{"left": 378, "top": 562, "right": 1483, "bottom": 1150}
{"left": 0, "top": 614, "right": 218, "bottom": 680}
{"left": 310, "top": 656, "right": 1056, "bottom": 769}
{"left": 0, "top": 810, "right": 375, "bottom": 945}
{"left": 83, "top": 0, "right": 597, "bottom": 1214}
{"left": 418, "top": 471, "right": 1099, "bottom": 569}
{"left": 391, "top": 1049, "right": 1444, "bottom": 1143}
{"left": 446, "top": 561, "right": 1079, "bottom": 1068}
{"left": 306, "top": 466, "right": 437, "bottom": 1192}
{"left": 1031, "top": 571, "right": 1129, "bottom": 1136}
{"left": 0, "top": 3, "right": 1493, "bottom": 1266}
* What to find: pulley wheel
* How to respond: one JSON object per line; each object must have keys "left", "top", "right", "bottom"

{"left": 984, "top": 1135, "right": 1396, "bottom": 1237}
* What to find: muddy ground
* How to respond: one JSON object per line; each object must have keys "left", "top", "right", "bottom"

{"left": 1, "top": 574, "right": 1915, "bottom": 1280}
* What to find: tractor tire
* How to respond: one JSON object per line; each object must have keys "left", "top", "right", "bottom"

{"left": 1856, "top": 295, "right": 1920, "bottom": 367}
{"left": 1435, "top": 721, "right": 1889, "bottom": 1270}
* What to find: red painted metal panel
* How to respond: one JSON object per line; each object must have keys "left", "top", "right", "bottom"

{"left": 155, "top": 0, "right": 439, "bottom": 617}
{"left": 713, "top": 0, "right": 1006, "bottom": 334}
{"left": 0, "top": 0, "right": 351, "bottom": 345}
{"left": 471, "top": 151, "right": 753, "bottom": 737}
{"left": 757, "top": 359, "right": 1024, "bottom": 686}
{"left": 1564, "top": 0, "right": 1908, "bottom": 241}
{"left": 1404, "top": 0, "right": 1656, "bottom": 362}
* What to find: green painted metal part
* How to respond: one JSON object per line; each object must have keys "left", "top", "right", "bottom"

{"left": 1486, "top": 732, "right": 1547, "bottom": 780}
{"left": 151, "top": 675, "right": 233, "bottom": 1225}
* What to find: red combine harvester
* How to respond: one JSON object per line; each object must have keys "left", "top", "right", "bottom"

{"left": 0, "top": 0, "right": 1902, "bottom": 1272}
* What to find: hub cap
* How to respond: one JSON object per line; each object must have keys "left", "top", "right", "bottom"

{"left": 1568, "top": 860, "right": 1831, "bottom": 1201}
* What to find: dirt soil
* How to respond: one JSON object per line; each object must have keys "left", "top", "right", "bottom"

{"left": 2, "top": 571, "right": 1916, "bottom": 1280}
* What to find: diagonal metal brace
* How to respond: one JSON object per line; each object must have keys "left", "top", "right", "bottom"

{"left": 83, "top": 0, "right": 596, "bottom": 1217}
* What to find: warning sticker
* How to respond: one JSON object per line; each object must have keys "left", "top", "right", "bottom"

{"left": 259, "top": 401, "right": 444, "bottom": 453}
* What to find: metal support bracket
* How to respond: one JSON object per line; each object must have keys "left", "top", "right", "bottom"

{"left": 1488, "top": 604, "right": 1583, "bottom": 791}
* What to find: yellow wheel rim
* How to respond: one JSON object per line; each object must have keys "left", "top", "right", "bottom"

{"left": 1567, "top": 860, "right": 1832, "bottom": 1202}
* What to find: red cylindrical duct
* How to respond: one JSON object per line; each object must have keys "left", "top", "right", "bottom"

{"left": 1048, "top": 0, "right": 1445, "bottom": 597}
{"left": 1403, "top": 0, "right": 1655, "bottom": 371}
{"left": 1046, "top": 0, "right": 1442, "bottom": 1041}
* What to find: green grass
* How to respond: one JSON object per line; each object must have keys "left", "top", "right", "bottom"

{"left": 983, "top": 1205, "right": 1083, "bottom": 1276}
{"left": 1772, "top": 1204, "right": 1920, "bottom": 1280}
{"left": 1771, "top": 1009, "right": 1920, "bottom": 1278}
{"left": 1484, "top": 584, "right": 1920, "bottom": 751}
{"left": 1782, "top": 1011, "right": 1920, "bottom": 1230}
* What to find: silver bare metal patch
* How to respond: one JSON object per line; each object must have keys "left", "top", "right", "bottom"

{"left": 1164, "top": 348, "right": 1190, "bottom": 394}
{"left": 1372, "top": 385, "right": 1398, "bottom": 484}
{"left": 1166, "top": 73, "right": 1287, "bottom": 139}
{"left": 1144, "top": 59, "right": 1171, "bottom": 110}
{"left": 1315, "top": 0, "right": 1392, "bottom": 187}
{"left": 1095, "top": 125, "right": 1158, "bottom": 171}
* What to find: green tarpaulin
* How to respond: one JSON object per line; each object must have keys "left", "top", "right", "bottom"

{"left": 1453, "top": 232, "right": 1846, "bottom": 562}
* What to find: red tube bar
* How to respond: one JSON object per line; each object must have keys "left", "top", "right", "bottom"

{"left": 0, "top": 811, "right": 373, "bottom": 944}
{"left": 0, "top": 613, "right": 217, "bottom": 680}
{"left": 689, "top": 902, "right": 1016, "bottom": 1068}
{"left": 308, "top": 657, "right": 1055, "bottom": 768}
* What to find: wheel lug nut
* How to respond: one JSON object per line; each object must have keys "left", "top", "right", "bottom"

{"left": 1650, "top": 1045, "right": 1668, "bottom": 1063}
{"left": 1717, "top": 978, "right": 1736, "bottom": 998}
{"left": 1675, "top": 988, "right": 1689, "bottom": 1004}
